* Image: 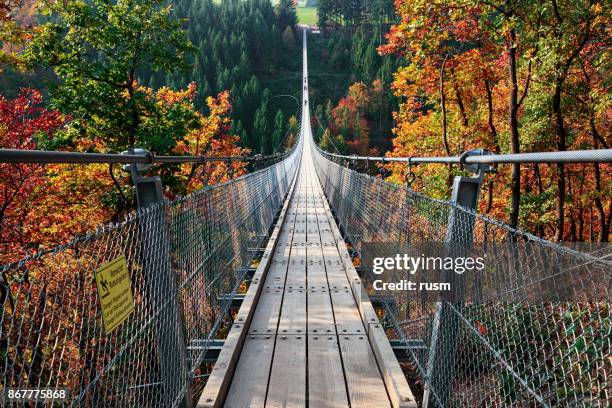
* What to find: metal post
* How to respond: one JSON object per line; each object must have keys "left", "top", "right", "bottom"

{"left": 423, "top": 149, "right": 492, "bottom": 408}
{"left": 123, "top": 149, "right": 193, "bottom": 408}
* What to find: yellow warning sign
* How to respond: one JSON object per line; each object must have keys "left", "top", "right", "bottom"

{"left": 95, "top": 255, "right": 134, "bottom": 334}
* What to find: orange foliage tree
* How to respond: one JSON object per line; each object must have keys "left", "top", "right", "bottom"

{"left": 170, "top": 89, "right": 250, "bottom": 193}
{"left": 380, "top": 0, "right": 610, "bottom": 242}
{"left": 1, "top": 85, "right": 248, "bottom": 265}
{"left": 0, "top": 89, "right": 65, "bottom": 263}
{"left": 319, "top": 81, "right": 388, "bottom": 156}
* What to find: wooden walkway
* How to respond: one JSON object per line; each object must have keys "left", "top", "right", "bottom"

{"left": 197, "top": 29, "right": 415, "bottom": 408}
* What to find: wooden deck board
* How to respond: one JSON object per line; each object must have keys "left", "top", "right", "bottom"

{"left": 266, "top": 335, "right": 307, "bottom": 408}
{"left": 248, "top": 289, "right": 283, "bottom": 335}
{"left": 307, "top": 335, "right": 350, "bottom": 408}
{"left": 278, "top": 288, "right": 306, "bottom": 335}
{"left": 224, "top": 335, "right": 275, "bottom": 408}
{"left": 338, "top": 335, "right": 392, "bottom": 408}
{"left": 330, "top": 288, "right": 366, "bottom": 335}
{"left": 307, "top": 288, "right": 335, "bottom": 335}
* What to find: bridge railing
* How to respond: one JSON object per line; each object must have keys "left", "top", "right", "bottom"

{"left": 0, "top": 142, "right": 301, "bottom": 406}
{"left": 312, "top": 144, "right": 610, "bottom": 407}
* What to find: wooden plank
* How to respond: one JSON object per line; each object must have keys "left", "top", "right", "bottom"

{"left": 325, "top": 265, "right": 350, "bottom": 289}
{"left": 330, "top": 288, "right": 366, "bottom": 335}
{"left": 359, "top": 298, "right": 381, "bottom": 329}
{"left": 307, "top": 335, "right": 350, "bottom": 408}
{"left": 284, "top": 265, "right": 306, "bottom": 290}
{"left": 266, "top": 335, "right": 306, "bottom": 407}
{"left": 368, "top": 323, "right": 418, "bottom": 408}
{"left": 264, "top": 263, "right": 289, "bottom": 289}
{"left": 286, "top": 240, "right": 307, "bottom": 290}
{"left": 307, "top": 288, "right": 335, "bottom": 335}
{"left": 338, "top": 335, "right": 392, "bottom": 408}
{"left": 306, "top": 263, "right": 328, "bottom": 290}
{"left": 277, "top": 289, "right": 306, "bottom": 335}
{"left": 224, "top": 335, "right": 275, "bottom": 408}
{"left": 276, "top": 212, "right": 296, "bottom": 243}
{"left": 272, "top": 244, "right": 292, "bottom": 259}
{"left": 248, "top": 289, "right": 283, "bottom": 335}
{"left": 289, "top": 252, "right": 306, "bottom": 267}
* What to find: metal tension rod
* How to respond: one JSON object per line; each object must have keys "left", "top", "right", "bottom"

{"left": 321, "top": 148, "right": 612, "bottom": 164}
{"left": 0, "top": 148, "right": 288, "bottom": 164}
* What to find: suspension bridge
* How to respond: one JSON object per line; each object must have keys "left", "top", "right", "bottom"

{"left": 1, "top": 29, "right": 610, "bottom": 408}
{"left": 197, "top": 31, "right": 413, "bottom": 408}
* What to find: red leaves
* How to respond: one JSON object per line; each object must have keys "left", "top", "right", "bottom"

{"left": 0, "top": 85, "right": 249, "bottom": 263}
{"left": 0, "top": 89, "right": 66, "bottom": 263}
{"left": 0, "top": 88, "right": 64, "bottom": 148}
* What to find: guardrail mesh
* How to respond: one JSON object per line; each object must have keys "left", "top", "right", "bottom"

{"left": 0, "top": 144, "right": 301, "bottom": 406}
{"left": 312, "top": 145, "right": 610, "bottom": 408}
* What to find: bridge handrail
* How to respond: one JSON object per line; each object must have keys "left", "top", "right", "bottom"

{"left": 0, "top": 148, "right": 292, "bottom": 164}
{"left": 317, "top": 147, "right": 612, "bottom": 164}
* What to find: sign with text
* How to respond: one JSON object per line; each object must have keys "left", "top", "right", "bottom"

{"left": 95, "top": 256, "right": 134, "bottom": 334}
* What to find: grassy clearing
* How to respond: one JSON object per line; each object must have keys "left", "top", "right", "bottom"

{"left": 297, "top": 7, "right": 317, "bottom": 25}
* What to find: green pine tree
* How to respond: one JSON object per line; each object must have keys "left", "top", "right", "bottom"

{"left": 275, "top": 0, "right": 298, "bottom": 32}
{"left": 272, "top": 110, "right": 285, "bottom": 153}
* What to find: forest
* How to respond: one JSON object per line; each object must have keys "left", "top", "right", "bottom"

{"left": 0, "top": 0, "right": 610, "bottom": 266}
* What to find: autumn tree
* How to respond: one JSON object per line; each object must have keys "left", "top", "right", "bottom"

{"left": 21, "top": 0, "right": 193, "bottom": 150}
{"left": 532, "top": 0, "right": 607, "bottom": 240}
{"left": 318, "top": 82, "right": 377, "bottom": 156}
{"left": 0, "top": 0, "right": 27, "bottom": 67}
{"left": 179, "top": 90, "right": 249, "bottom": 190}
{"left": 0, "top": 89, "right": 65, "bottom": 262}
{"left": 381, "top": 0, "right": 610, "bottom": 241}
{"left": 572, "top": 49, "right": 611, "bottom": 241}
{"left": 284, "top": 115, "right": 299, "bottom": 151}
{"left": 1, "top": 85, "right": 247, "bottom": 263}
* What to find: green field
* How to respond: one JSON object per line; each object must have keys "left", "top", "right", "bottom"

{"left": 297, "top": 7, "right": 318, "bottom": 25}
{"left": 210, "top": 1, "right": 317, "bottom": 25}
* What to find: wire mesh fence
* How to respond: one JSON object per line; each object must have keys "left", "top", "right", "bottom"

{"left": 312, "top": 145, "right": 611, "bottom": 408}
{"left": 0, "top": 143, "right": 301, "bottom": 406}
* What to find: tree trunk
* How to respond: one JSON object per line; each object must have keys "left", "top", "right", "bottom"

{"left": 568, "top": 170, "right": 576, "bottom": 241}
{"left": 484, "top": 79, "right": 500, "bottom": 153}
{"left": 578, "top": 166, "right": 585, "bottom": 241}
{"left": 588, "top": 118, "right": 609, "bottom": 242}
{"left": 128, "top": 70, "right": 138, "bottom": 147}
{"left": 553, "top": 81, "right": 566, "bottom": 242}
{"left": 590, "top": 206, "right": 594, "bottom": 241}
{"left": 453, "top": 83, "right": 469, "bottom": 128}
{"left": 485, "top": 181, "right": 494, "bottom": 213}
{"left": 582, "top": 60, "right": 609, "bottom": 242}
{"left": 533, "top": 164, "right": 545, "bottom": 237}
{"left": 439, "top": 56, "right": 453, "bottom": 189}
{"left": 440, "top": 58, "right": 450, "bottom": 156}
{"left": 507, "top": 28, "right": 521, "bottom": 230}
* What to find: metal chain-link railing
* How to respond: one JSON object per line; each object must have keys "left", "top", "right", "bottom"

{"left": 0, "top": 139, "right": 301, "bottom": 406}
{"left": 312, "top": 144, "right": 611, "bottom": 408}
